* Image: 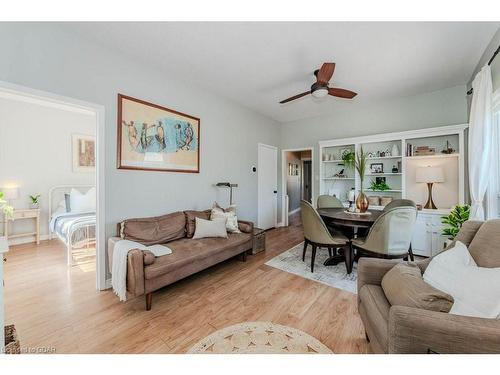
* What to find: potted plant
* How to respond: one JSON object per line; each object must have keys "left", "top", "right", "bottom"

{"left": 0, "top": 191, "right": 14, "bottom": 218}
{"left": 369, "top": 179, "right": 391, "bottom": 191}
{"left": 29, "top": 194, "right": 41, "bottom": 209}
{"left": 441, "top": 204, "right": 470, "bottom": 240}
{"left": 341, "top": 150, "right": 355, "bottom": 169}
{"left": 355, "top": 147, "right": 369, "bottom": 213}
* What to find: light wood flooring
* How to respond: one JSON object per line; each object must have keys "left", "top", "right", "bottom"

{"left": 3, "top": 213, "right": 370, "bottom": 354}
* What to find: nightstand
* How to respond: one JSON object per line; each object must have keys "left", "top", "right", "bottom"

{"left": 3, "top": 208, "right": 41, "bottom": 245}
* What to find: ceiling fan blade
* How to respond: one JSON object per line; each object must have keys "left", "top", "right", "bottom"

{"left": 316, "top": 63, "right": 335, "bottom": 84}
{"left": 328, "top": 87, "right": 357, "bottom": 99}
{"left": 279, "top": 91, "right": 311, "bottom": 104}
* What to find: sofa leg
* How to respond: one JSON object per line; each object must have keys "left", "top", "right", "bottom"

{"left": 146, "top": 293, "right": 152, "bottom": 311}
{"left": 240, "top": 251, "right": 247, "bottom": 262}
{"left": 365, "top": 331, "right": 370, "bottom": 342}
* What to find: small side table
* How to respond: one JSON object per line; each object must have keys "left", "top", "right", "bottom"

{"left": 251, "top": 228, "right": 266, "bottom": 255}
{"left": 3, "top": 208, "right": 40, "bottom": 245}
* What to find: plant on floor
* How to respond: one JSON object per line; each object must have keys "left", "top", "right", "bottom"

{"left": 369, "top": 180, "right": 391, "bottom": 191}
{"left": 0, "top": 191, "right": 14, "bottom": 219}
{"left": 441, "top": 204, "right": 470, "bottom": 239}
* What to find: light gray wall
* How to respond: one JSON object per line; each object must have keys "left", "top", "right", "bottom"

{"left": 277, "top": 85, "right": 469, "bottom": 219}
{"left": 0, "top": 97, "right": 96, "bottom": 239}
{"left": 468, "top": 26, "right": 500, "bottom": 93}
{"left": 0, "top": 23, "right": 280, "bottom": 257}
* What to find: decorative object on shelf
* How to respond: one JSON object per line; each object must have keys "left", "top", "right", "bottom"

{"left": 288, "top": 163, "right": 299, "bottom": 176}
{"left": 0, "top": 191, "right": 14, "bottom": 218}
{"left": 391, "top": 144, "right": 400, "bottom": 157}
{"left": 215, "top": 182, "right": 238, "bottom": 205}
{"left": 29, "top": 194, "right": 41, "bottom": 209}
{"left": 380, "top": 151, "right": 385, "bottom": 157}
{"left": 384, "top": 148, "right": 391, "bottom": 156}
{"left": 416, "top": 204, "right": 422, "bottom": 210}
{"left": 72, "top": 134, "right": 96, "bottom": 173}
{"left": 414, "top": 146, "right": 436, "bottom": 156}
{"left": 380, "top": 196, "right": 393, "bottom": 206}
{"left": 369, "top": 162, "right": 384, "bottom": 174}
{"left": 441, "top": 205, "right": 470, "bottom": 239}
{"left": 441, "top": 140, "right": 455, "bottom": 154}
{"left": 416, "top": 166, "right": 444, "bottom": 209}
{"left": 392, "top": 165, "right": 399, "bottom": 173}
{"left": 370, "top": 178, "right": 391, "bottom": 191}
{"left": 333, "top": 169, "right": 346, "bottom": 178}
{"left": 355, "top": 146, "right": 369, "bottom": 213}
{"left": 117, "top": 94, "right": 200, "bottom": 173}
{"left": 341, "top": 149, "right": 355, "bottom": 169}
{"left": 368, "top": 196, "right": 380, "bottom": 206}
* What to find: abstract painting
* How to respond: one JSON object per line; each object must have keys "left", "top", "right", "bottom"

{"left": 72, "top": 134, "right": 96, "bottom": 173}
{"left": 117, "top": 94, "right": 200, "bottom": 173}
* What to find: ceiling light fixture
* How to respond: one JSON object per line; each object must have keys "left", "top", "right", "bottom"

{"left": 311, "top": 87, "right": 328, "bottom": 98}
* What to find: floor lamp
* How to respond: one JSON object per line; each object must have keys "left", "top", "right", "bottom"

{"left": 215, "top": 182, "right": 238, "bottom": 205}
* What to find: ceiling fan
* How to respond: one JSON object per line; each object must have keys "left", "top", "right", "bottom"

{"left": 279, "top": 63, "right": 357, "bottom": 104}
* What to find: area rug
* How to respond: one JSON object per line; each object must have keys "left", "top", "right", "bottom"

{"left": 187, "top": 321, "right": 332, "bottom": 354}
{"left": 265, "top": 242, "right": 357, "bottom": 294}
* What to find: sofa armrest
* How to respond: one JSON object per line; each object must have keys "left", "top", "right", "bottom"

{"left": 126, "top": 249, "right": 147, "bottom": 298}
{"left": 238, "top": 220, "right": 254, "bottom": 234}
{"left": 388, "top": 305, "right": 500, "bottom": 353}
{"left": 357, "top": 258, "right": 400, "bottom": 304}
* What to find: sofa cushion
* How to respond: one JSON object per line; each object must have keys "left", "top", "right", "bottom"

{"left": 184, "top": 210, "right": 211, "bottom": 238}
{"left": 120, "top": 211, "right": 186, "bottom": 246}
{"left": 467, "top": 219, "right": 500, "bottom": 267}
{"left": 192, "top": 217, "right": 228, "bottom": 239}
{"left": 382, "top": 263, "right": 454, "bottom": 313}
{"left": 359, "top": 285, "right": 391, "bottom": 352}
{"left": 144, "top": 232, "right": 252, "bottom": 279}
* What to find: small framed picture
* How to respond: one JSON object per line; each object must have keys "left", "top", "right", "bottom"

{"left": 375, "top": 176, "right": 386, "bottom": 184}
{"left": 370, "top": 163, "right": 384, "bottom": 174}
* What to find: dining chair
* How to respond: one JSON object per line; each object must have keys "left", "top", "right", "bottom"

{"left": 383, "top": 199, "right": 416, "bottom": 211}
{"left": 349, "top": 206, "right": 417, "bottom": 273}
{"left": 317, "top": 195, "right": 344, "bottom": 208}
{"left": 300, "top": 200, "right": 349, "bottom": 273}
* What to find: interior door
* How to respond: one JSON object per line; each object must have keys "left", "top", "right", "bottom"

{"left": 258, "top": 144, "right": 278, "bottom": 230}
{"left": 302, "top": 160, "right": 312, "bottom": 203}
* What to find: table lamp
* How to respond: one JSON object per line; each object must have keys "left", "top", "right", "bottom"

{"left": 3, "top": 187, "right": 19, "bottom": 206}
{"left": 416, "top": 166, "right": 444, "bottom": 209}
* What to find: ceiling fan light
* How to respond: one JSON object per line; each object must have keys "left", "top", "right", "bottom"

{"left": 312, "top": 87, "right": 328, "bottom": 98}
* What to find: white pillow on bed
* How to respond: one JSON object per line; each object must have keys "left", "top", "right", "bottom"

{"left": 69, "top": 187, "right": 96, "bottom": 213}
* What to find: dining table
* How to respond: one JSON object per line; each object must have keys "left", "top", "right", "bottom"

{"left": 317, "top": 207, "right": 383, "bottom": 272}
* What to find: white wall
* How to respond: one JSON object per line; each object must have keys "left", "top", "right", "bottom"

{"left": 0, "top": 97, "right": 96, "bottom": 240}
{"left": 0, "top": 23, "right": 280, "bottom": 272}
{"left": 468, "top": 26, "right": 500, "bottom": 92}
{"left": 277, "top": 85, "right": 469, "bottom": 218}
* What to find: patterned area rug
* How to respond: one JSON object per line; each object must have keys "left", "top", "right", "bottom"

{"left": 187, "top": 321, "right": 333, "bottom": 354}
{"left": 265, "top": 242, "right": 358, "bottom": 294}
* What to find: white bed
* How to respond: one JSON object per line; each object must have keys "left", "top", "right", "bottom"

{"left": 48, "top": 185, "right": 96, "bottom": 266}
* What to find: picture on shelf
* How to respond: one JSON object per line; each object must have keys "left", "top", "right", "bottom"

{"left": 369, "top": 163, "right": 384, "bottom": 174}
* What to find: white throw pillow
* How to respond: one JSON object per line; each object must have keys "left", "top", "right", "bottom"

{"left": 192, "top": 217, "right": 228, "bottom": 239}
{"left": 69, "top": 187, "right": 96, "bottom": 213}
{"left": 211, "top": 202, "right": 241, "bottom": 233}
{"left": 423, "top": 241, "right": 500, "bottom": 319}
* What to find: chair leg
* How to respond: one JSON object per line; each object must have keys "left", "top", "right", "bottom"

{"left": 145, "top": 293, "right": 153, "bottom": 311}
{"left": 345, "top": 243, "right": 353, "bottom": 274}
{"left": 311, "top": 244, "right": 317, "bottom": 273}
{"left": 408, "top": 244, "right": 415, "bottom": 262}
{"left": 302, "top": 240, "right": 308, "bottom": 261}
{"left": 328, "top": 247, "right": 333, "bottom": 257}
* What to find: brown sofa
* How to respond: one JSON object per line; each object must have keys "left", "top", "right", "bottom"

{"left": 108, "top": 210, "right": 254, "bottom": 310}
{"left": 358, "top": 219, "right": 500, "bottom": 353}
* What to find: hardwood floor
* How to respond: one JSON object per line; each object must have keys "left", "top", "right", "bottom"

{"left": 3, "top": 213, "right": 370, "bottom": 354}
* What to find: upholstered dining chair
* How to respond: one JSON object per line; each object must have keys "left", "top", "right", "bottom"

{"left": 317, "top": 194, "right": 344, "bottom": 209}
{"left": 300, "top": 200, "right": 349, "bottom": 272}
{"left": 348, "top": 206, "right": 417, "bottom": 273}
{"left": 383, "top": 199, "right": 416, "bottom": 211}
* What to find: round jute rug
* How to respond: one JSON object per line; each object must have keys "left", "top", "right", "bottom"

{"left": 187, "top": 321, "right": 333, "bottom": 354}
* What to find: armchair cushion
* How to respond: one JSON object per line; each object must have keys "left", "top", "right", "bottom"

{"left": 381, "top": 263, "right": 454, "bottom": 313}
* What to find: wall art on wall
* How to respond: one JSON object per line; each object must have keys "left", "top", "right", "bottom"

{"left": 117, "top": 94, "right": 200, "bottom": 173}
{"left": 72, "top": 134, "right": 96, "bottom": 173}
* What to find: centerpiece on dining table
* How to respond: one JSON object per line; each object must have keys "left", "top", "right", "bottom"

{"left": 344, "top": 146, "right": 370, "bottom": 214}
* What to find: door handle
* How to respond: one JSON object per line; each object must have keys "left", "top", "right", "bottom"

{"left": 273, "top": 190, "right": 277, "bottom": 194}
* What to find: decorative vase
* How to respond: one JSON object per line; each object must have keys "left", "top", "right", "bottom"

{"left": 356, "top": 191, "right": 369, "bottom": 213}
{"left": 391, "top": 144, "right": 400, "bottom": 157}
{"left": 30, "top": 203, "right": 39, "bottom": 209}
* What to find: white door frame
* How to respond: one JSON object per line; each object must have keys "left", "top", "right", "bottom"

{"left": 0, "top": 80, "right": 107, "bottom": 291}
{"left": 258, "top": 143, "right": 278, "bottom": 229}
{"left": 281, "top": 147, "right": 315, "bottom": 227}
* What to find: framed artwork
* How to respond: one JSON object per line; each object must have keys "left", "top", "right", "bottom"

{"left": 72, "top": 134, "right": 96, "bottom": 173}
{"left": 117, "top": 94, "right": 200, "bottom": 173}
{"left": 288, "top": 163, "right": 299, "bottom": 176}
{"left": 370, "top": 163, "right": 384, "bottom": 174}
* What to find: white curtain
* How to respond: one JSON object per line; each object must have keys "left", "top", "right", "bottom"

{"left": 468, "top": 65, "right": 493, "bottom": 220}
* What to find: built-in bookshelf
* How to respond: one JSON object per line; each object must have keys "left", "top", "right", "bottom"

{"left": 319, "top": 124, "right": 467, "bottom": 209}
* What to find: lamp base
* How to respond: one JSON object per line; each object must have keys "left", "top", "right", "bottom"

{"left": 423, "top": 183, "right": 437, "bottom": 209}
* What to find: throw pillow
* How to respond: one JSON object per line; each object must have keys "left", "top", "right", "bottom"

{"left": 69, "top": 187, "right": 96, "bottom": 213}
{"left": 423, "top": 241, "right": 500, "bottom": 319}
{"left": 381, "top": 263, "right": 454, "bottom": 313}
{"left": 120, "top": 211, "right": 186, "bottom": 245}
{"left": 211, "top": 202, "right": 241, "bottom": 233}
{"left": 192, "top": 217, "right": 228, "bottom": 239}
{"left": 184, "top": 210, "right": 211, "bottom": 238}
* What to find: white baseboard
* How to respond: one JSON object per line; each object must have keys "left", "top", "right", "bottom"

{"left": 288, "top": 208, "right": 300, "bottom": 216}
{"left": 7, "top": 234, "right": 51, "bottom": 246}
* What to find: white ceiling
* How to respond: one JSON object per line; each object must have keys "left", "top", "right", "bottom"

{"left": 64, "top": 22, "right": 499, "bottom": 123}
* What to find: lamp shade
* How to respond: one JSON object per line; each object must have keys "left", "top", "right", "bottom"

{"left": 3, "top": 187, "right": 19, "bottom": 200}
{"left": 416, "top": 166, "right": 444, "bottom": 183}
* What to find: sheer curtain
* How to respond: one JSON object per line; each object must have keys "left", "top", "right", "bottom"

{"left": 489, "top": 91, "right": 500, "bottom": 219}
{"left": 468, "top": 65, "right": 493, "bottom": 220}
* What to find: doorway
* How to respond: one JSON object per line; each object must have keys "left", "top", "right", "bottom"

{"left": 281, "top": 147, "right": 314, "bottom": 227}
{"left": 257, "top": 143, "right": 278, "bottom": 230}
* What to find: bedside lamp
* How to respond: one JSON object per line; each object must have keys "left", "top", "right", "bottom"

{"left": 416, "top": 166, "right": 444, "bottom": 209}
{"left": 3, "top": 187, "right": 19, "bottom": 206}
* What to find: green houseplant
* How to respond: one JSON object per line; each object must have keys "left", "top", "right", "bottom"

{"left": 29, "top": 194, "right": 41, "bottom": 209}
{"left": 441, "top": 204, "right": 470, "bottom": 239}
{"left": 369, "top": 179, "right": 391, "bottom": 191}
{"left": 355, "top": 147, "right": 369, "bottom": 212}
{"left": 342, "top": 150, "right": 355, "bottom": 169}
{"left": 0, "top": 191, "right": 14, "bottom": 219}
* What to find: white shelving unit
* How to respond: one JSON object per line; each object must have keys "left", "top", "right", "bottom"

{"left": 319, "top": 124, "right": 468, "bottom": 257}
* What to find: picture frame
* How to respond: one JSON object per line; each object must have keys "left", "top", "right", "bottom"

{"left": 288, "top": 163, "right": 299, "bottom": 176}
{"left": 370, "top": 163, "right": 384, "bottom": 174}
{"left": 72, "top": 134, "right": 96, "bottom": 173}
{"left": 117, "top": 94, "right": 200, "bottom": 173}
